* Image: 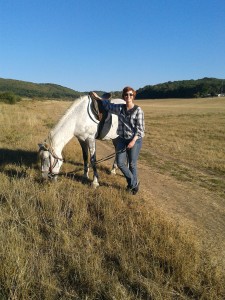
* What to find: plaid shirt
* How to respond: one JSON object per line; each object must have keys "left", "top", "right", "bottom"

{"left": 102, "top": 100, "right": 145, "bottom": 140}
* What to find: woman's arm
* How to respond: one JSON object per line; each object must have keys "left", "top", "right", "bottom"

{"left": 101, "top": 100, "right": 121, "bottom": 115}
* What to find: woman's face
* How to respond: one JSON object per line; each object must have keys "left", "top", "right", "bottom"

{"left": 124, "top": 90, "right": 134, "bottom": 104}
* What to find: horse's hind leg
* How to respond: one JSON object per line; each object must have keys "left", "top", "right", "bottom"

{"left": 111, "top": 138, "right": 118, "bottom": 175}
{"left": 87, "top": 138, "right": 99, "bottom": 188}
{"left": 78, "top": 139, "right": 90, "bottom": 179}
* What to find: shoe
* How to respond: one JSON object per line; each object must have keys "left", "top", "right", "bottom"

{"left": 126, "top": 185, "right": 132, "bottom": 192}
{"left": 131, "top": 182, "right": 140, "bottom": 195}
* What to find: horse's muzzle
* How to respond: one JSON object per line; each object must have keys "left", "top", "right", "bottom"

{"left": 41, "top": 171, "right": 58, "bottom": 181}
{"left": 41, "top": 171, "right": 49, "bottom": 180}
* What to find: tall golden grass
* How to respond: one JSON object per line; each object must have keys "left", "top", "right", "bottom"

{"left": 0, "top": 98, "right": 225, "bottom": 299}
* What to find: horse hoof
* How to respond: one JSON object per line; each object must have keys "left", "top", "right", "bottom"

{"left": 83, "top": 174, "right": 89, "bottom": 180}
{"left": 51, "top": 176, "right": 58, "bottom": 182}
{"left": 91, "top": 182, "right": 99, "bottom": 189}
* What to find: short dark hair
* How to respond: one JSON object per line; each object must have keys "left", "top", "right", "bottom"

{"left": 122, "top": 86, "right": 136, "bottom": 99}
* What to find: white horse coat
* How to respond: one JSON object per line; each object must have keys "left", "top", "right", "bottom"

{"left": 38, "top": 95, "right": 124, "bottom": 187}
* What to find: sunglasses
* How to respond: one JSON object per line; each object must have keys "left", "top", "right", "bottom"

{"left": 124, "top": 93, "right": 134, "bottom": 97}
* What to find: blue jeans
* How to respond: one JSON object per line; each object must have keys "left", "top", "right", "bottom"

{"left": 116, "top": 137, "right": 142, "bottom": 189}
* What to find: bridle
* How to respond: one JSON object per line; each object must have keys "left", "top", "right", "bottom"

{"left": 49, "top": 152, "right": 63, "bottom": 174}
{"left": 40, "top": 142, "right": 64, "bottom": 178}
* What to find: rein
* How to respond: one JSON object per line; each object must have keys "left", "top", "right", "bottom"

{"left": 94, "top": 148, "right": 126, "bottom": 165}
{"left": 51, "top": 148, "right": 126, "bottom": 178}
{"left": 41, "top": 136, "right": 126, "bottom": 178}
{"left": 47, "top": 148, "right": 126, "bottom": 178}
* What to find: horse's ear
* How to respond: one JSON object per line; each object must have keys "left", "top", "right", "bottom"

{"left": 38, "top": 143, "right": 49, "bottom": 151}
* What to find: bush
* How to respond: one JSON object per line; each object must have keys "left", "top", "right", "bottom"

{"left": 0, "top": 92, "right": 22, "bottom": 104}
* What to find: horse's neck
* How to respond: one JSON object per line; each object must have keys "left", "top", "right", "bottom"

{"left": 49, "top": 97, "right": 87, "bottom": 155}
{"left": 49, "top": 127, "right": 73, "bottom": 156}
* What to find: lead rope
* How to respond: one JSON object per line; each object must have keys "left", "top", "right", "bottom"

{"left": 48, "top": 148, "right": 126, "bottom": 178}
{"left": 94, "top": 148, "right": 126, "bottom": 165}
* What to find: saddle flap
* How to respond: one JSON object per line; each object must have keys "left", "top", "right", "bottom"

{"left": 88, "top": 92, "right": 113, "bottom": 139}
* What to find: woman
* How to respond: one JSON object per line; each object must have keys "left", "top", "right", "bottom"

{"left": 91, "top": 86, "right": 145, "bottom": 195}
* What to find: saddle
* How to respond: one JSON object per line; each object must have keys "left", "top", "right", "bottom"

{"left": 89, "top": 91, "right": 112, "bottom": 139}
{"left": 89, "top": 91, "right": 111, "bottom": 120}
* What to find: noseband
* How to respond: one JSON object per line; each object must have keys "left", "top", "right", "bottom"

{"left": 40, "top": 145, "right": 64, "bottom": 178}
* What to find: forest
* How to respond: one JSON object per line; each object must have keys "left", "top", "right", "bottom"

{"left": 136, "top": 77, "right": 225, "bottom": 99}
{"left": 0, "top": 77, "right": 224, "bottom": 101}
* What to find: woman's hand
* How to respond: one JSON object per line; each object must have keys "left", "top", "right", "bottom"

{"left": 127, "top": 138, "right": 137, "bottom": 149}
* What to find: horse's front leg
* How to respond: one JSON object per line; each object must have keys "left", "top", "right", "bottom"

{"left": 87, "top": 138, "right": 99, "bottom": 188}
{"left": 78, "top": 139, "right": 90, "bottom": 180}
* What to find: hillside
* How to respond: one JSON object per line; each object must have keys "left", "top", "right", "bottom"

{"left": 0, "top": 78, "right": 83, "bottom": 99}
{"left": 1, "top": 77, "right": 225, "bottom": 100}
{"left": 136, "top": 77, "right": 225, "bottom": 99}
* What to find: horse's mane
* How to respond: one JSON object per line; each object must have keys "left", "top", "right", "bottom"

{"left": 48, "top": 95, "right": 88, "bottom": 140}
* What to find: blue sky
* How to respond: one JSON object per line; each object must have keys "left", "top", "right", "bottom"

{"left": 0, "top": 0, "right": 224, "bottom": 92}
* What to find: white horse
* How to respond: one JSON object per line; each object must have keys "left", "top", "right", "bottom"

{"left": 38, "top": 95, "right": 124, "bottom": 188}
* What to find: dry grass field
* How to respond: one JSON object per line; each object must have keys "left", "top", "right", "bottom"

{"left": 140, "top": 98, "right": 225, "bottom": 196}
{"left": 0, "top": 97, "right": 225, "bottom": 299}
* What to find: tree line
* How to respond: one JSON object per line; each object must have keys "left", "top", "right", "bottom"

{"left": 1, "top": 77, "right": 224, "bottom": 102}
{"left": 136, "top": 78, "right": 225, "bottom": 99}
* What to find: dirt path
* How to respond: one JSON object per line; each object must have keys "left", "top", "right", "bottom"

{"left": 96, "top": 140, "right": 225, "bottom": 265}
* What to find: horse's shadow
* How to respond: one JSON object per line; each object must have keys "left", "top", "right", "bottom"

{"left": 63, "top": 159, "right": 83, "bottom": 167}
{"left": 0, "top": 148, "right": 38, "bottom": 167}
{"left": 61, "top": 171, "right": 122, "bottom": 190}
{"left": 0, "top": 149, "right": 122, "bottom": 190}
{"left": 0, "top": 148, "right": 39, "bottom": 179}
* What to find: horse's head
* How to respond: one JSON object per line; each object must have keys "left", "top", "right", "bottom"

{"left": 38, "top": 142, "right": 63, "bottom": 181}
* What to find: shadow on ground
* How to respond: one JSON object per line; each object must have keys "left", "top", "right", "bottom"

{"left": 0, "top": 148, "right": 122, "bottom": 190}
{"left": 0, "top": 148, "right": 38, "bottom": 167}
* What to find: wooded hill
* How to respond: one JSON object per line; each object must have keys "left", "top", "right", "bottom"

{"left": 0, "top": 77, "right": 224, "bottom": 100}
{"left": 0, "top": 78, "right": 83, "bottom": 99}
{"left": 136, "top": 77, "right": 225, "bottom": 99}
